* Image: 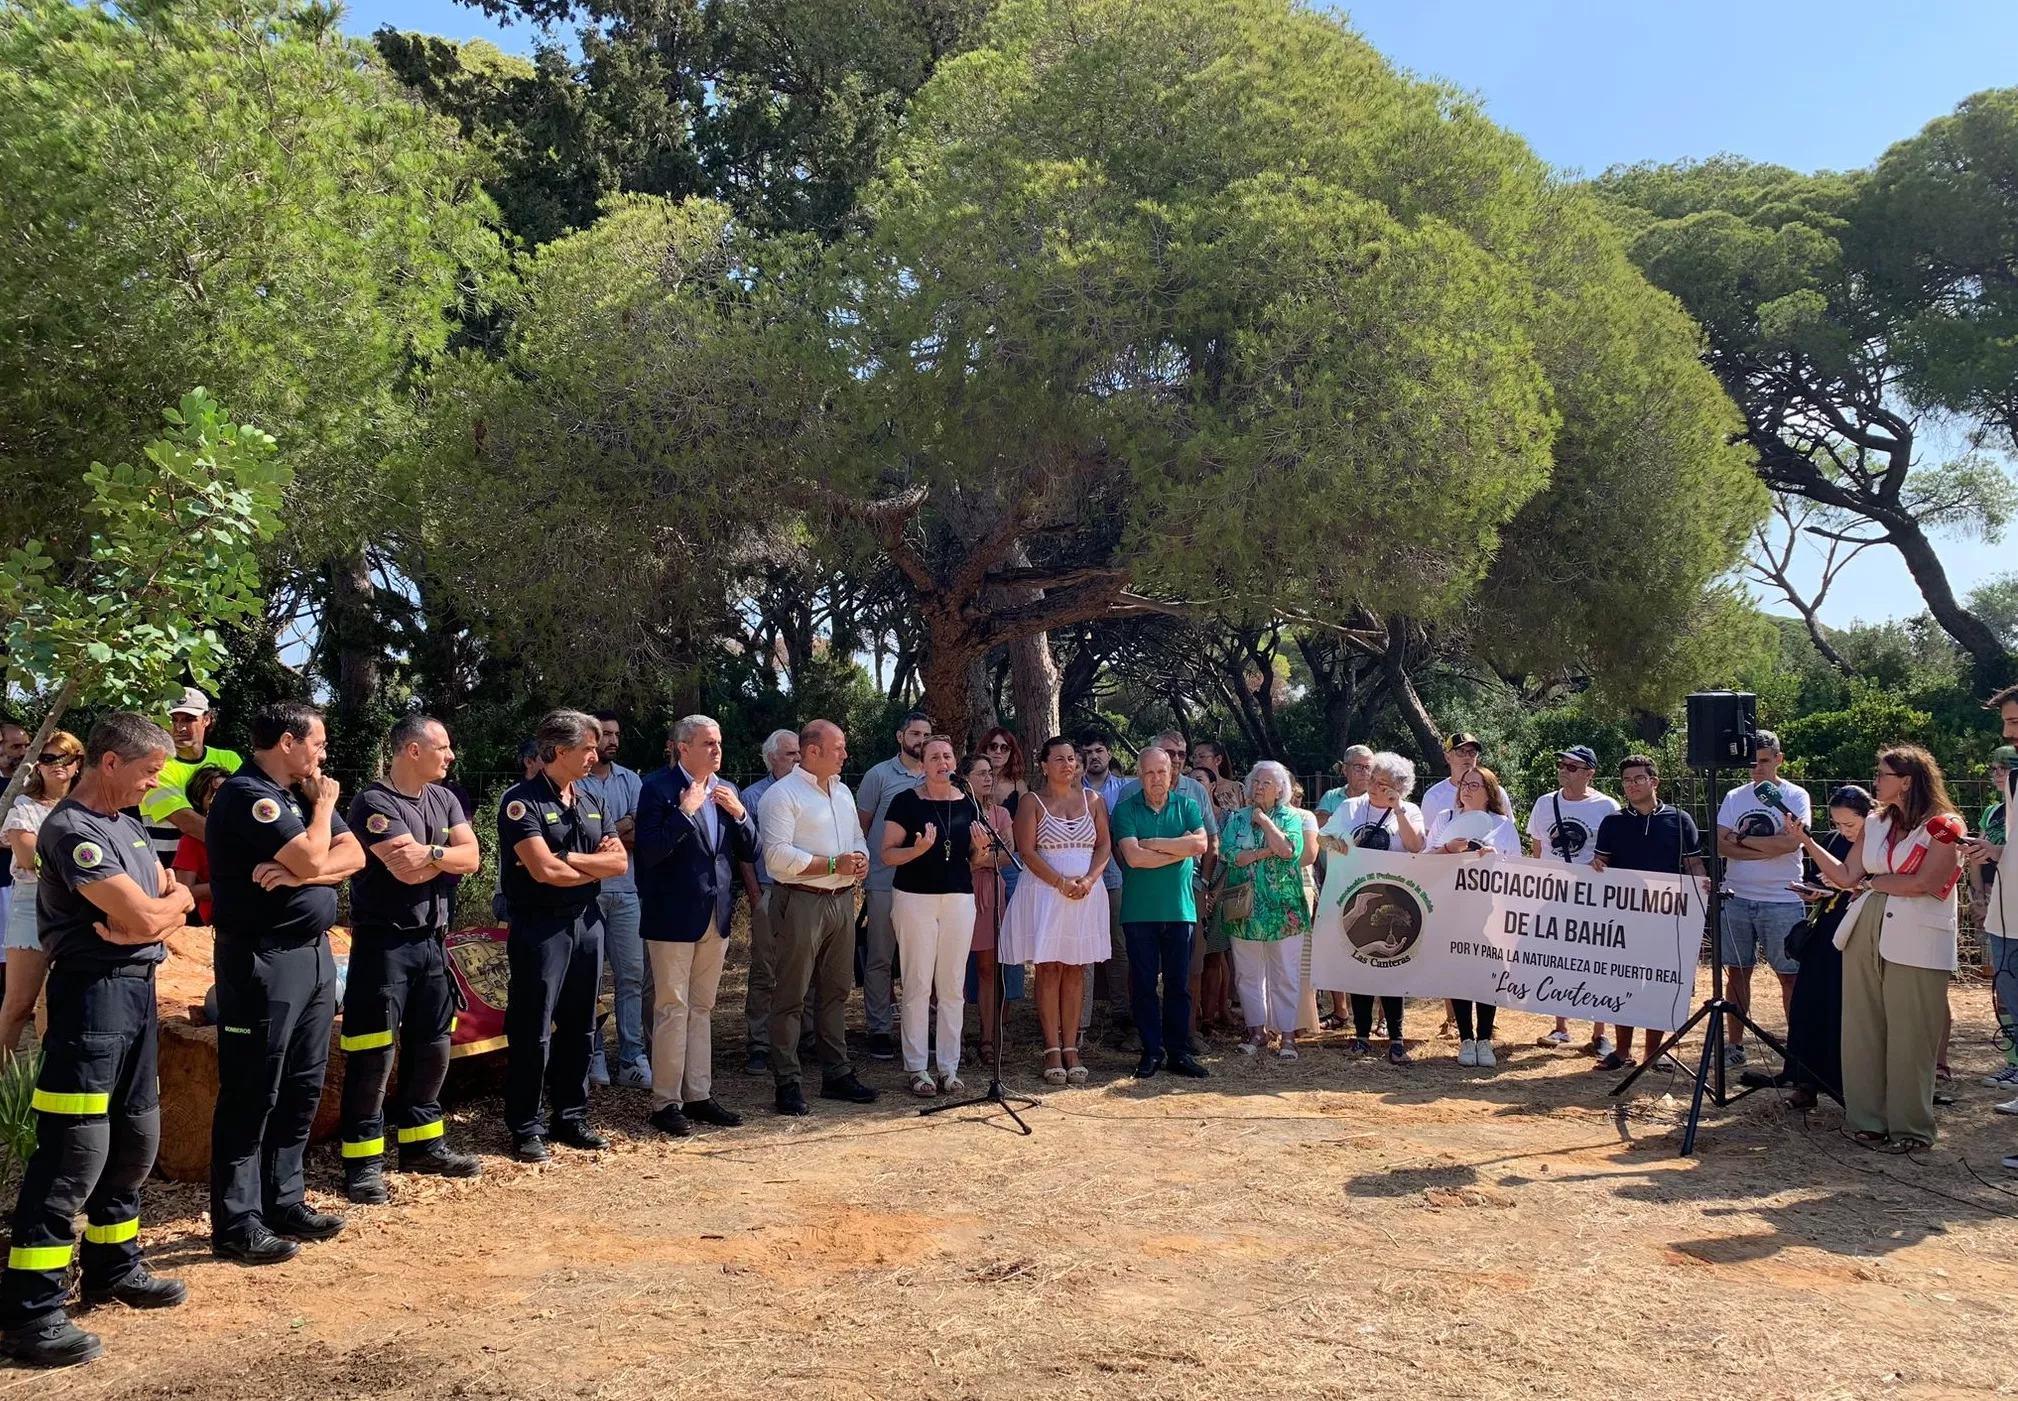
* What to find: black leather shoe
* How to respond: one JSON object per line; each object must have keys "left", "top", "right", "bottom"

{"left": 344, "top": 1159, "right": 388, "bottom": 1205}
{"left": 742, "top": 1046, "right": 771, "bottom": 1075}
{"left": 212, "top": 1226, "right": 301, "bottom": 1265}
{"left": 2, "top": 1318, "right": 102, "bottom": 1367}
{"left": 270, "top": 1204, "right": 346, "bottom": 1242}
{"left": 400, "top": 1145, "right": 482, "bottom": 1178}
{"left": 82, "top": 1265, "right": 187, "bottom": 1311}
{"left": 820, "top": 1073, "right": 879, "bottom": 1104}
{"left": 1168, "top": 1055, "right": 1211, "bottom": 1079}
{"left": 775, "top": 1082, "right": 809, "bottom": 1116}
{"left": 649, "top": 1105, "right": 691, "bottom": 1137}
{"left": 868, "top": 1032, "right": 896, "bottom": 1060}
{"left": 549, "top": 1121, "right": 610, "bottom": 1151}
{"left": 1135, "top": 1053, "right": 1163, "bottom": 1079}
{"left": 513, "top": 1135, "right": 550, "bottom": 1163}
{"left": 683, "top": 1098, "right": 744, "bottom": 1127}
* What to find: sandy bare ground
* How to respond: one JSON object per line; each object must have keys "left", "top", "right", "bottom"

{"left": 10, "top": 942, "right": 2018, "bottom": 1401}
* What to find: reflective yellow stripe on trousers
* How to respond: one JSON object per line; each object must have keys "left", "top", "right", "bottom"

{"left": 30, "top": 1089, "right": 109, "bottom": 1115}
{"left": 396, "top": 1121, "right": 444, "bottom": 1144}
{"left": 341, "top": 1137, "right": 385, "bottom": 1158}
{"left": 7, "top": 1244, "right": 73, "bottom": 1271}
{"left": 340, "top": 1029, "right": 394, "bottom": 1052}
{"left": 84, "top": 1217, "right": 139, "bottom": 1245}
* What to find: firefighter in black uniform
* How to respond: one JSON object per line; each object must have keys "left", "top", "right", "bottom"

{"left": 339, "top": 715, "right": 483, "bottom": 1203}
{"left": 206, "top": 701, "right": 365, "bottom": 1264}
{"left": 0, "top": 714, "right": 193, "bottom": 1367}
{"left": 498, "top": 708, "right": 628, "bottom": 1161}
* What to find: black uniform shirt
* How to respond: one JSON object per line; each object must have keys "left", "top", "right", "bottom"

{"left": 1593, "top": 804, "right": 1702, "bottom": 875}
{"left": 207, "top": 766, "right": 352, "bottom": 946}
{"left": 348, "top": 780, "right": 463, "bottom": 936}
{"left": 497, "top": 771, "right": 605, "bottom": 918}
{"left": 35, "top": 799, "right": 166, "bottom": 970}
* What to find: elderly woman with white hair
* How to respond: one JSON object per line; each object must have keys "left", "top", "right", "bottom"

{"left": 1319, "top": 750, "right": 1426, "bottom": 1064}
{"left": 1219, "top": 760, "right": 1311, "bottom": 1059}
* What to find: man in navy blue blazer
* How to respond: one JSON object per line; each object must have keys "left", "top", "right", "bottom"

{"left": 634, "top": 715, "right": 760, "bottom": 1137}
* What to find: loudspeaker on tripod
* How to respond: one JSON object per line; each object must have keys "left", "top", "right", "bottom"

{"left": 1685, "top": 690, "right": 1756, "bottom": 770}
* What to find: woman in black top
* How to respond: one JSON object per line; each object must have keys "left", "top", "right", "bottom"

{"left": 881, "top": 736, "right": 987, "bottom": 1097}
{"left": 1783, "top": 785, "right": 1871, "bottom": 1108}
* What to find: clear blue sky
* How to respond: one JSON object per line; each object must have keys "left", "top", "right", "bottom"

{"left": 339, "top": 0, "right": 2018, "bottom": 625}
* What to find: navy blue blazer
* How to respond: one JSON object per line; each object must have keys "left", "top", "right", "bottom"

{"left": 634, "top": 764, "right": 760, "bottom": 942}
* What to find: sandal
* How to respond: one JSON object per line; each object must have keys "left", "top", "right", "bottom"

{"left": 978, "top": 1041, "right": 996, "bottom": 1066}
{"left": 1041, "top": 1047, "right": 1067, "bottom": 1086}
{"left": 1278, "top": 1036, "right": 1299, "bottom": 1062}
{"left": 1851, "top": 1130, "right": 1889, "bottom": 1149}
{"left": 1063, "top": 1048, "right": 1089, "bottom": 1085}
{"left": 940, "top": 1073, "right": 966, "bottom": 1095}
{"left": 910, "top": 1071, "right": 938, "bottom": 1097}
{"left": 1888, "top": 1136, "right": 1933, "bottom": 1155}
{"left": 1236, "top": 1031, "right": 1264, "bottom": 1056}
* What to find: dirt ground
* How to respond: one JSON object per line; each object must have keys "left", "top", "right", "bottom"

{"left": 13, "top": 931, "right": 2018, "bottom": 1401}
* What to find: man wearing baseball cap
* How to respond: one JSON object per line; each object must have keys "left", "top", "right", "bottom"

{"left": 1419, "top": 734, "right": 1485, "bottom": 829}
{"left": 137, "top": 688, "right": 242, "bottom": 868}
{"left": 1526, "top": 743, "right": 1621, "bottom": 1055}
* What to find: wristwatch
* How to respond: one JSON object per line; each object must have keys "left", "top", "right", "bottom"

{"left": 428, "top": 844, "right": 446, "bottom": 866}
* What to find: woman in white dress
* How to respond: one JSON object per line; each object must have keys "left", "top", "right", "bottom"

{"left": 1000, "top": 736, "right": 1112, "bottom": 1085}
{"left": 1425, "top": 764, "right": 1520, "bottom": 1069}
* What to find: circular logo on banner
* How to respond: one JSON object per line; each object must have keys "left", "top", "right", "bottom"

{"left": 72, "top": 841, "right": 103, "bottom": 870}
{"left": 365, "top": 813, "right": 392, "bottom": 835}
{"left": 1340, "top": 882, "right": 1425, "bottom": 967}
{"left": 1547, "top": 818, "right": 1593, "bottom": 857}
{"left": 505, "top": 800, "right": 527, "bottom": 821}
{"left": 251, "top": 797, "right": 281, "bottom": 824}
{"left": 1735, "top": 810, "right": 1778, "bottom": 841}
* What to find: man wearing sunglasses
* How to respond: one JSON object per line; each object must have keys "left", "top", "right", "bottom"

{"left": 1526, "top": 745, "right": 1621, "bottom": 1056}
{"left": 1714, "top": 730, "right": 1810, "bottom": 1070}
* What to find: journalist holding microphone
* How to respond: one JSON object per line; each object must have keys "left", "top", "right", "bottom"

{"left": 1785, "top": 744, "right": 1961, "bottom": 1153}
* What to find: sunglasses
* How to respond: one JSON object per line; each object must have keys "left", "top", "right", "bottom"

{"left": 984, "top": 740, "right": 1011, "bottom": 750}
{"left": 37, "top": 753, "right": 77, "bottom": 766}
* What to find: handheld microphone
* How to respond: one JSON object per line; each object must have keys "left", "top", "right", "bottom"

{"left": 1927, "top": 813, "right": 1965, "bottom": 845}
{"left": 1753, "top": 781, "right": 1789, "bottom": 815}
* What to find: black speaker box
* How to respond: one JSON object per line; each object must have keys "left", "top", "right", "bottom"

{"left": 1686, "top": 690, "right": 1756, "bottom": 770}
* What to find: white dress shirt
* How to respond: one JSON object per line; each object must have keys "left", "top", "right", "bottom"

{"left": 759, "top": 766, "right": 868, "bottom": 888}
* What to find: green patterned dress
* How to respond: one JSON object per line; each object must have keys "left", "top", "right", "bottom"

{"left": 1220, "top": 803, "right": 1310, "bottom": 943}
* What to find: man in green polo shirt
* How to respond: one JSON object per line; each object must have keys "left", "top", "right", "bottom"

{"left": 1111, "top": 747, "right": 1211, "bottom": 1081}
{"left": 137, "top": 688, "right": 242, "bottom": 865}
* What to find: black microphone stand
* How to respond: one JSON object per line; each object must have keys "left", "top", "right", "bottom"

{"left": 920, "top": 789, "right": 1041, "bottom": 1134}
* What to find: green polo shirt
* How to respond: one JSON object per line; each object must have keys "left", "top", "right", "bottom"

{"left": 1111, "top": 789, "right": 1205, "bottom": 924}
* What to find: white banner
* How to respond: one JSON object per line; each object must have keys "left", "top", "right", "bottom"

{"left": 1311, "top": 848, "right": 1707, "bottom": 1031}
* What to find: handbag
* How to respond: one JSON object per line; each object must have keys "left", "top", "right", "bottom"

{"left": 1217, "top": 880, "right": 1255, "bottom": 925}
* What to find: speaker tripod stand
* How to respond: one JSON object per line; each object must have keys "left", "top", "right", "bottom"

{"left": 1610, "top": 760, "right": 1789, "bottom": 1155}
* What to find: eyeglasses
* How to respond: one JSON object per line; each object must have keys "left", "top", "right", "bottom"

{"left": 1556, "top": 762, "right": 1589, "bottom": 772}
{"left": 1875, "top": 768, "right": 1901, "bottom": 780}
{"left": 1458, "top": 779, "right": 1486, "bottom": 791}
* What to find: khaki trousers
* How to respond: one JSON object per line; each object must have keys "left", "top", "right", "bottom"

{"left": 769, "top": 885, "right": 856, "bottom": 1086}
{"left": 1839, "top": 895, "right": 1949, "bottom": 1143}
{"left": 647, "top": 926, "right": 727, "bottom": 1111}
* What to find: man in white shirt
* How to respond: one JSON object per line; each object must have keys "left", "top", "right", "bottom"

{"left": 1715, "top": 730, "right": 1811, "bottom": 1069}
{"left": 1526, "top": 744, "right": 1621, "bottom": 1055}
{"left": 758, "top": 720, "right": 877, "bottom": 1117}
{"left": 1419, "top": 733, "right": 1484, "bottom": 829}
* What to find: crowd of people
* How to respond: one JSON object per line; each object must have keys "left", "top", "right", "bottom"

{"left": 1, "top": 689, "right": 2016, "bottom": 1368}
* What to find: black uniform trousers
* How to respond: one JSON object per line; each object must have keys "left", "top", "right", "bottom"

{"left": 340, "top": 931, "right": 454, "bottom": 1162}
{"left": 209, "top": 937, "right": 336, "bottom": 1243}
{"left": 504, "top": 904, "right": 603, "bottom": 1139}
{"left": 0, "top": 965, "right": 159, "bottom": 1328}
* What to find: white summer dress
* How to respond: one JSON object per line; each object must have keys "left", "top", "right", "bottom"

{"left": 997, "top": 793, "right": 1112, "bottom": 966}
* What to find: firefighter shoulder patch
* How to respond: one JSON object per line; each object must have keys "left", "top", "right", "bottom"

{"left": 505, "top": 799, "right": 527, "bottom": 821}
{"left": 365, "top": 812, "right": 392, "bottom": 835}
{"left": 251, "top": 797, "right": 281, "bottom": 824}
{"left": 72, "top": 841, "right": 103, "bottom": 870}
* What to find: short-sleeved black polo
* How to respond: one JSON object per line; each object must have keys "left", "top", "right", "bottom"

{"left": 35, "top": 799, "right": 166, "bottom": 970}
{"left": 1593, "top": 803, "right": 1701, "bottom": 876}
{"left": 496, "top": 772, "right": 605, "bottom": 919}
{"left": 348, "top": 780, "right": 464, "bottom": 936}
{"left": 207, "top": 766, "right": 351, "bottom": 946}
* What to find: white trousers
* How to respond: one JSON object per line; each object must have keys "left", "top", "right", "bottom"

{"left": 647, "top": 921, "right": 727, "bottom": 1111}
{"left": 892, "top": 890, "right": 974, "bottom": 1075}
{"left": 1231, "top": 934, "right": 1305, "bottom": 1034}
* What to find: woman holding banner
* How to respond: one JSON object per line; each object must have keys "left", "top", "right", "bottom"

{"left": 1319, "top": 752, "right": 1425, "bottom": 1064}
{"left": 1786, "top": 746, "right": 1960, "bottom": 1152}
{"left": 1426, "top": 765, "right": 1519, "bottom": 1068}
{"left": 1220, "top": 762, "right": 1310, "bottom": 1060}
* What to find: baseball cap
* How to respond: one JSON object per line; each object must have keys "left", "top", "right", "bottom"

{"left": 1993, "top": 745, "right": 2018, "bottom": 768}
{"left": 1557, "top": 744, "right": 1598, "bottom": 769}
{"left": 169, "top": 687, "right": 212, "bottom": 717}
{"left": 1444, "top": 731, "right": 1483, "bottom": 753}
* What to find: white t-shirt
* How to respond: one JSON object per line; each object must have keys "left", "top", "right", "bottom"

{"left": 1320, "top": 793, "right": 1424, "bottom": 852}
{"left": 1427, "top": 807, "right": 1521, "bottom": 855}
{"left": 1717, "top": 779, "right": 1811, "bottom": 903}
{"left": 1, "top": 796, "right": 55, "bottom": 885}
{"left": 1420, "top": 776, "right": 1522, "bottom": 832}
{"left": 1526, "top": 789, "right": 1620, "bottom": 866}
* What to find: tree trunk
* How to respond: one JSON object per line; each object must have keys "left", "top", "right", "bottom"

{"left": 964, "top": 655, "right": 997, "bottom": 749}
{"left": 1009, "top": 630, "right": 1061, "bottom": 757}
{"left": 917, "top": 599, "right": 982, "bottom": 742}
{"left": 1382, "top": 616, "right": 1445, "bottom": 773}
{"left": 0, "top": 676, "right": 81, "bottom": 814}
{"left": 1884, "top": 519, "right": 2013, "bottom": 691}
{"left": 324, "top": 548, "right": 379, "bottom": 769}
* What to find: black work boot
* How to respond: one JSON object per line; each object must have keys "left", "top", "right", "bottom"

{"left": 400, "top": 1143, "right": 482, "bottom": 1179}
{"left": 1, "top": 1317, "right": 102, "bottom": 1367}
{"left": 345, "top": 1156, "right": 389, "bottom": 1205}
{"left": 82, "top": 1265, "right": 187, "bottom": 1311}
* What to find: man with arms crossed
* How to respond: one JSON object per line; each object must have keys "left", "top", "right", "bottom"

{"left": 1111, "top": 747, "right": 1211, "bottom": 1080}
{"left": 856, "top": 712, "right": 930, "bottom": 1060}
{"left": 1715, "top": 730, "right": 1810, "bottom": 1070}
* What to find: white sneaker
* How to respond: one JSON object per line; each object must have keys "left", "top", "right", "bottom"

{"left": 1723, "top": 1043, "right": 1746, "bottom": 1069}
{"left": 1476, "top": 1041, "right": 1496, "bottom": 1068}
{"left": 1540, "top": 1027, "right": 1571, "bottom": 1046}
{"left": 1457, "top": 1039, "right": 1477, "bottom": 1067}
{"left": 616, "top": 1061, "right": 652, "bottom": 1089}
{"left": 1995, "top": 1096, "right": 2018, "bottom": 1116}
{"left": 1592, "top": 1036, "right": 1616, "bottom": 1059}
{"left": 2004, "top": 1153, "right": 2018, "bottom": 1171}
{"left": 588, "top": 1052, "right": 611, "bottom": 1087}
{"left": 1982, "top": 1064, "right": 2018, "bottom": 1088}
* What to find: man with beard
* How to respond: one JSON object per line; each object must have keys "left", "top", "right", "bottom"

{"left": 337, "top": 716, "right": 483, "bottom": 1204}
{"left": 578, "top": 712, "right": 647, "bottom": 1089}
{"left": 1714, "top": 730, "right": 1810, "bottom": 1070}
{"left": 1526, "top": 744, "right": 1620, "bottom": 1056}
{"left": 856, "top": 712, "right": 931, "bottom": 1060}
